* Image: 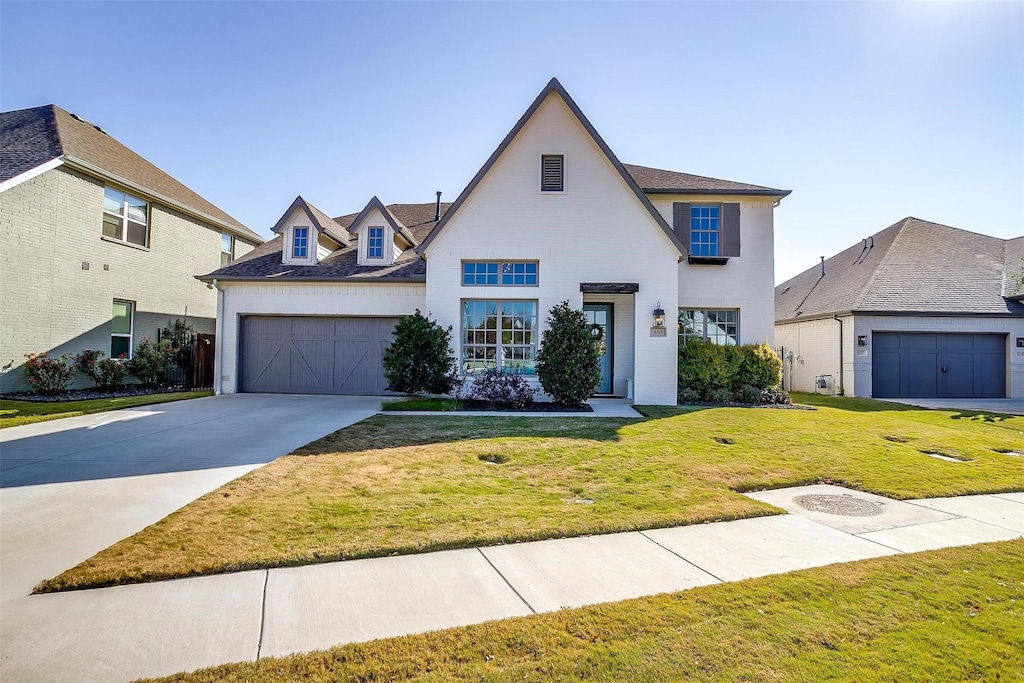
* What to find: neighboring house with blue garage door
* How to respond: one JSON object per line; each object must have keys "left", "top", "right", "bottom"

{"left": 0, "top": 104, "right": 264, "bottom": 392}
{"left": 775, "top": 217, "right": 1024, "bottom": 399}
{"left": 197, "top": 78, "right": 791, "bottom": 405}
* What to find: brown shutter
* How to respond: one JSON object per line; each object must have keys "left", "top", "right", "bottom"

{"left": 673, "top": 202, "right": 691, "bottom": 247}
{"left": 721, "top": 203, "right": 741, "bottom": 257}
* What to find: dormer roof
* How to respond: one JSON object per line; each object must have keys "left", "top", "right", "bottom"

{"left": 344, "top": 196, "right": 418, "bottom": 247}
{"left": 270, "top": 195, "right": 350, "bottom": 246}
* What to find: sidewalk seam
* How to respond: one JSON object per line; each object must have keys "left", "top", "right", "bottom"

{"left": 638, "top": 531, "right": 726, "bottom": 583}
{"left": 477, "top": 548, "right": 537, "bottom": 614}
{"left": 256, "top": 570, "right": 269, "bottom": 660}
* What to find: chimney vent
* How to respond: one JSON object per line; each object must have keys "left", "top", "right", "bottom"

{"left": 434, "top": 191, "right": 442, "bottom": 222}
{"left": 820, "top": 256, "right": 826, "bottom": 278}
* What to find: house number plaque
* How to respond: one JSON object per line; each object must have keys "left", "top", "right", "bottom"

{"left": 650, "top": 327, "right": 667, "bottom": 337}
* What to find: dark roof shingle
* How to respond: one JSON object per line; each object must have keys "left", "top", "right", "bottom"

{"left": 623, "top": 163, "right": 789, "bottom": 196}
{"left": 0, "top": 104, "right": 262, "bottom": 243}
{"left": 776, "top": 218, "right": 1024, "bottom": 321}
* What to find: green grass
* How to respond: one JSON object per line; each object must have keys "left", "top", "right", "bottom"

{"left": 0, "top": 391, "right": 213, "bottom": 428}
{"left": 382, "top": 397, "right": 460, "bottom": 411}
{"left": 141, "top": 540, "right": 1024, "bottom": 682}
{"left": 38, "top": 394, "right": 1024, "bottom": 593}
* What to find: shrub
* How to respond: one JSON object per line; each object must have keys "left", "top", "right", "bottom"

{"left": 383, "top": 310, "right": 459, "bottom": 395}
{"left": 76, "top": 350, "right": 127, "bottom": 390}
{"left": 734, "top": 384, "right": 762, "bottom": 404}
{"left": 24, "top": 351, "right": 76, "bottom": 394}
{"left": 536, "top": 301, "right": 601, "bottom": 406}
{"left": 677, "top": 387, "right": 702, "bottom": 404}
{"left": 736, "top": 341, "right": 783, "bottom": 390}
{"left": 760, "top": 387, "right": 792, "bottom": 405}
{"left": 705, "top": 387, "right": 733, "bottom": 403}
{"left": 464, "top": 369, "right": 535, "bottom": 409}
{"left": 126, "top": 338, "right": 174, "bottom": 386}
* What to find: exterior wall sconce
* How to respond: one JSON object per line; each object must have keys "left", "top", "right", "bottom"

{"left": 653, "top": 302, "right": 665, "bottom": 328}
{"left": 857, "top": 335, "right": 867, "bottom": 347}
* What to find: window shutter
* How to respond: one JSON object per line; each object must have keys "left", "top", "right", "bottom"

{"left": 673, "top": 202, "right": 691, "bottom": 246}
{"left": 541, "top": 155, "right": 564, "bottom": 192}
{"left": 721, "top": 203, "right": 741, "bottom": 257}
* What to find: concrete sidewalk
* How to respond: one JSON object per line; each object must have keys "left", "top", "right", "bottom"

{"left": 2, "top": 484, "right": 1020, "bottom": 682}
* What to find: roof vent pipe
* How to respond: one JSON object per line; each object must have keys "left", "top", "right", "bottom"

{"left": 434, "top": 191, "right": 442, "bottom": 222}
{"left": 862, "top": 239, "right": 867, "bottom": 250}
{"left": 869, "top": 236, "right": 874, "bottom": 248}
{"left": 820, "top": 256, "right": 826, "bottom": 278}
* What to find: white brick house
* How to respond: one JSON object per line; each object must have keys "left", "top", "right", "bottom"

{"left": 200, "top": 79, "right": 790, "bottom": 405}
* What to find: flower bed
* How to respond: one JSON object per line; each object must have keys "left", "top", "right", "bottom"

{"left": 1, "top": 383, "right": 189, "bottom": 403}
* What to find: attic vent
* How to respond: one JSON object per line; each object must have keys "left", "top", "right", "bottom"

{"left": 782, "top": 287, "right": 790, "bottom": 294}
{"left": 93, "top": 125, "right": 108, "bottom": 135}
{"left": 541, "top": 154, "right": 564, "bottom": 192}
{"left": 70, "top": 113, "right": 85, "bottom": 122}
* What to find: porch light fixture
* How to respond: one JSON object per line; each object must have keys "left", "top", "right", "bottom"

{"left": 653, "top": 303, "right": 665, "bottom": 328}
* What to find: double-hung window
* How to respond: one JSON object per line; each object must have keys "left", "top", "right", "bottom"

{"left": 111, "top": 299, "right": 134, "bottom": 358}
{"left": 690, "top": 205, "right": 720, "bottom": 256}
{"left": 678, "top": 309, "right": 738, "bottom": 346}
{"left": 462, "top": 261, "right": 538, "bottom": 286}
{"left": 221, "top": 232, "right": 234, "bottom": 266}
{"left": 367, "top": 227, "right": 384, "bottom": 259}
{"left": 462, "top": 300, "right": 538, "bottom": 375}
{"left": 102, "top": 186, "right": 149, "bottom": 247}
{"left": 292, "top": 227, "right": 309, "bottom": 258}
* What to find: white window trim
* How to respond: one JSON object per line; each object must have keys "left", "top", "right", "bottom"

{"left": 102, "top": 185, "right": 150, "bottom": 247}
{"left": 366, "top": 226, "right": 385, "bottom": 260}
{"left": 292, "top": 226, "right": 310, "bottom": 259}
{"left": 678, "top": 308, "right": 740, "bottom": 346}
{"left": 221, "top": 232, "right": 235, "bottom": 266}
{"left": 111, "top": 299, "right": 135, "bottom": 360}
{"left": 461, "top": 298, "right": 539, "bottom": 376}
{"left": 461, "top": 260, "right": 540, "bottom": 287}
{"left": 539, "top": 152, "right": 567, "bottom": 194}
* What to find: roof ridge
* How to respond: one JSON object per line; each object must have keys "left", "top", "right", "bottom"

{"left": 47, "top": 105, "right": 67, "bottom": 157}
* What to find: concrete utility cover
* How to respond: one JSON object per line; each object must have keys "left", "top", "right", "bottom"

{"left": 794, "top": 494, "right": 883, "bottom": 517}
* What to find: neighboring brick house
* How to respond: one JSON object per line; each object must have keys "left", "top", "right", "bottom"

{"left": 775, "top": 218, "right": 1024, "bottom": 399}
{"left": 199, "top": 79, "right": 789, "bottom": 405}
{"left": 0, "top": 105, "right": 263, "bottom": 392}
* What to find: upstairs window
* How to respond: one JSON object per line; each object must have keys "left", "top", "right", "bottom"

{"left": 690, "top": 205, "right": 720, "bottom": 256}
{"left": 292, "top": 226, "right": 309, "bottom": 258}
{"left": 111, "top": 299, "right": 134, "bottom": 358}
{"left": 367, "top": 227, "right": 384, "bottom": 259}
{"left": 463, "top": 261, "right": 538, "bottom": 286}
{"left": 102, "top": 186, "right": 149, "bottom": 247}
{"left": 541, "top": 154, "right": 564, "bottom": 192}
{"left": 221, "top": 232, "right": 234, "bottom": 266}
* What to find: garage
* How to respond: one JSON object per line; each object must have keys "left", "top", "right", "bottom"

{"left": 872, "top": 333, "right": 1006, "bottom": 399}
{"left": 239, "top": 316, "right": 399, "bottom": 395}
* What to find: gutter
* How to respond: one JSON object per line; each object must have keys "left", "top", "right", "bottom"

{"left": 62, "top": 156, "right": 264, "bottom": 245}
{"left": 194, "top": 274, "right": 427, "bottom": 285}
{"left": 833, "top": 315, "right": 844, "bottom": 395}
{"left": 640, "top": 188, "right": 792, "bottom": 197}
{"left": 211, "top": 279, "right": 225, "bottom": 395}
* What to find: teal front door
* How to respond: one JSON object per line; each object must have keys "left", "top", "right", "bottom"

{"left": 583, "top": 304, "right": 613, "bottom": 394}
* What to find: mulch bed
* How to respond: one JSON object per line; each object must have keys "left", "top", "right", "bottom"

{"left": 1, "top": 384, "right": 189, "bottom": 403}
{"left": 456, "top": 400, "right": 594, "bottom": 413}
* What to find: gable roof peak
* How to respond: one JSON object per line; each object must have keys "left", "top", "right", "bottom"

{"left": 272, "top": 195, "right": 350, "bottom": 246}
{"left": 347, "top": 196, "right": 418, "bottom": 246}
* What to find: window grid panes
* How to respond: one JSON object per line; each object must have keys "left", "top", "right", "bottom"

{"left": 368, "top": 227, "right": 384, "bottom": 259}
{"left": 690, "top": 205, "right": 720, "bottom": 257}
{"left": 102, "top": 186, "right": 149, "bottom": 247}
{"left": 111, "top": 299, "right": 134, "bottom": 359}
{"left": 678, "top": 309, "right": 738, "bottom": 346}
{"left": 462, "top": 300, "right": 537, "bottom": 375}
{"left": 293, "top": 227, "right": 308, "bottom": 258}
{"left": 221, "top": 232, "right": 234, "bottom": 267}
{"left": 462, "top": 261, "right": 538, "bottom": 286}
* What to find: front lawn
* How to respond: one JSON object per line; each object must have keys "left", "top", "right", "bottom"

{"left": 38, "top": 395, "right": 1024, "bottom": 593}
{"left": 144, "top": 539, "right": 1024, "bottom": 682}
{"left": 0, "top": 391, "right": 213, "bottom": 429}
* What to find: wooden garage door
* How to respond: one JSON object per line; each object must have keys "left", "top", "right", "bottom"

{"left": 872, "top": 333, "right": 1005, "bottom": 399}
{"left": 239, "top": 316, "right": 399, "bottom": 395}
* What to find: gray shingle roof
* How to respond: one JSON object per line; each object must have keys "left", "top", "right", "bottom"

{"left": 623, "top": 163, "right": 790, "bottom": 196}
{"left": 270, "top": 196, "right": 350, "bottom": 246}
{"left": 199, "top": 200, "right": 452, "bottom": 282}
{"left": 776, "top": 218, "right": 1024, "bottom": 322}
{"left": 0, "top": 104, "right": 262, "bottom": 243}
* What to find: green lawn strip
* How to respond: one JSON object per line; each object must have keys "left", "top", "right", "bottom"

{"left": 382, "top": 397, "right": 460, "bottom": 411}
{"left": 38, "top": 397, "right": 1024, "bottom": 593}
{"left": 140, "top": 540, "right": 1024, "bottom": 683}
{"left": 0, "top": 391, "right": 213, "bottom": 429}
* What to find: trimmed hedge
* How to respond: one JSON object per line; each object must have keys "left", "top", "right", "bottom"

{"left": 678, "top": 339, "right": 782, "bottom": 403}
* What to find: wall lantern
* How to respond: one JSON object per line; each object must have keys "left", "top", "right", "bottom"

{"left": 653, "top": 302, "right": 665, "bottom": 328}
{"left": 857, "top": 335, "right": 867, "bottom": 347}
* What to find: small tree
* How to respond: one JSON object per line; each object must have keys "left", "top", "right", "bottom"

{"left": 126, "top": 337, "right": 174, "bottom": 386}
{"left": 383, "top": 310, "right": 458, "bottom": 394}
{"left": 536, "top": 301, "right": 601, "bottom": 406}
{"left": 161, "top": 318, "right": 196, "bottom": 374}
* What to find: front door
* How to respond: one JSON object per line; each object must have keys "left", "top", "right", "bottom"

{"left": 583, "top": 304, "right": 613, "bottom": 394}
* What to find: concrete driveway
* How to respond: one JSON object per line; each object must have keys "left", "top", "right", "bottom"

{"left": 886, "top": 397, "right": 1024, "bottom": 416}
{"left": 0, "top": 393, "right": 382, "bottom": 682}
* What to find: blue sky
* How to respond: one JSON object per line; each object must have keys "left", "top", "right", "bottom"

{"left": 2, "top": 1, "right": 1021, "bottom": 283}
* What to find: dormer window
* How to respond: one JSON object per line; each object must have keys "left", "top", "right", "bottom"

{"left": 292, "top": 227, "right": 309, "bottom": 258}
{"left": 367, "top": 227, "right": 384, "bottom": 259}
{"left": 541, "top": 154, "right": 564, "bottom": 192}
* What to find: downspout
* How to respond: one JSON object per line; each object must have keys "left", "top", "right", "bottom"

{"left": 212, "top": 279, "right": 225, "bottom": 395}
{"left": 833, "top": 314, "right": 844, "bottom": 396}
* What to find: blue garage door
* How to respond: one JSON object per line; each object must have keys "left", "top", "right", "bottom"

{"left": 872, "top": 333, "right": 1006, "bottom": 398}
